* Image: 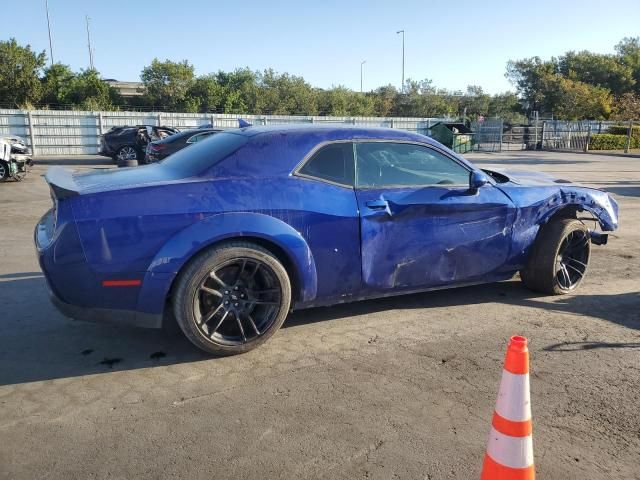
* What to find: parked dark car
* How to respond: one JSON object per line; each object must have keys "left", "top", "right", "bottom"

{"left": 99, "top": 125, "right": 179, "bottom": 163}
{"left": 37, "top": 125, "right": 618, "bottom": 356}
{"left": 145, "top": 128, "right": 222, "bottom": 163}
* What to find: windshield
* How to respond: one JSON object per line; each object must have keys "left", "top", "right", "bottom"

{"left": 161, "top": 132, "right": 248, "bottom": 177}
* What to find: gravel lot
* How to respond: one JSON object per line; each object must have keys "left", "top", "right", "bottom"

{"left": 0, "top": 151, "right": 638, "bottom": 479}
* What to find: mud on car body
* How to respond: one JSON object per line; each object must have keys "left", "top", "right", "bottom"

{"left": 36, "top": 125, "right": 619, "bottom": 355}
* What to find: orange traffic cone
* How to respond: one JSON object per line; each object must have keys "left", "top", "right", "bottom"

{"left": 480, "top": 335, "right": 534, "bottom": 479}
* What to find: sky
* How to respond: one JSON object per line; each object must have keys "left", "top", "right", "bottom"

{"left": 10, "top": 0, "right": 640, "bottom": 94}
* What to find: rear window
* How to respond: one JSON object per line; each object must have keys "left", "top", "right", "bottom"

{"left": 161, "top": 132, "right": 248, "bottom": 176}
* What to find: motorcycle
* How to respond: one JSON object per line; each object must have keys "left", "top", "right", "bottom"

{"left": 0, "top": 136, "right": 33, "bottom": 182}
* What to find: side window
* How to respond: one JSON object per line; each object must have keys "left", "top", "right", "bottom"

{"left": 187, "top": 132, "right": 216, "bottom": 144}
{"left": 355, "top": 142, "right": 470, "bottom": 188}
{"left": 298, "top": 142, "right": 354, "bottom": 186}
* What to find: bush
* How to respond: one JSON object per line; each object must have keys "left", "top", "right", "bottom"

{"left": 607, "top": 125, "right": 640, "bottom": 138}
{"left": 589, "top": 133, "right": 640, "bottom": 150}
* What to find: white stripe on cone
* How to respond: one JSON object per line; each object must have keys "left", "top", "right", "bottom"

{"left": 495, "top": 370, "right": 531, "bottom": 422}
{"left": 486, "top": 427, "right": 534, "bottom": 469}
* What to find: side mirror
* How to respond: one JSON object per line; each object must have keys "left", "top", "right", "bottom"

{"left": 469, "top": 171, "right": 489, "bottom": 192}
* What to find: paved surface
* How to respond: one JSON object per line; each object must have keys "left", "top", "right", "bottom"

{"left": 0, "top": 151, "right": 638, "bottom": 479}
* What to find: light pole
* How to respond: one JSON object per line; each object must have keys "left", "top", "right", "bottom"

{"left": 85, "top": 15, "right": 94, "bottom": 70}
{"left": 396, "top": 30, "right": 405, "bottom": 93}
{"left": 360, "top": 60, "right": 366, "bottom": 93}
{"left": 45, "top": 0, "right": 54, "bottom": 65}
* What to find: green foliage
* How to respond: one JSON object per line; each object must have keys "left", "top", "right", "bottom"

{"left": 607, "top": 124, "right": 640, "bottom": 138}
{"left": 540, "top": 75, "right": 612, "bottom": 120}
{"left": 508, "top": 37, "right": 640, "bottom": 119}
{"left": 615, "top": 37, "right": 640, "bottom": 94}
{"left": 141, "top": 59, "right": 195, "bottom": 110}
{"left": 559, "top": 51, "right": 635, "bottom": 96}
{"left": 0, "top": 38, "right": 46, "bottom": 107}
{"left": 63, "top": 69, "right": 122, "bottom": 110}
{"left": 40, "top": 63, "right": 75, "bottom": 106}
{"left": 6, "top": 37, "right": 639, "bottom": 122}
{"left": 612, "top": 92, "right": 640, "bottom": 120}
{"left": 589, "top": 133, "right": 639, "bottom": 150}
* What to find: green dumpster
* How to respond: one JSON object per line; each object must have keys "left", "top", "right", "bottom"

{"left": 430, "top": 122, "right": 475, "bottom": 153}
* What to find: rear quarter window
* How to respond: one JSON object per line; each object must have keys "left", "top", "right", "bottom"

{"left": 161, "top": 132, "right": 248, "bottom": 176}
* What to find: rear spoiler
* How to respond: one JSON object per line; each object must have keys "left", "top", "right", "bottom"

{"left": 45, "top": 166, "right": 79, "bottom": 199}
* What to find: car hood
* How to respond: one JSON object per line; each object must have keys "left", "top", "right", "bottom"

{"left": 484, "top": 167, "right": 577, "bottom": 186}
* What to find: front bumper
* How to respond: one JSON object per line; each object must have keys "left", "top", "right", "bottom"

{"left": 50, "top": 291, "right": 162, "bottom": 329}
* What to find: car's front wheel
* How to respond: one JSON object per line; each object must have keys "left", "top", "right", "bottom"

{"left": 172, "top": 242, "right": 292, "bottom": 355}
{"left": 521, "top": 218, "right": 590, "bottom": 295}
{"left": 0, "top": 160, "right": 9, "bottom": 182}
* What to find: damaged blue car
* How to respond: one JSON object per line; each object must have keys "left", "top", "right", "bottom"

{"left": 35, "top": 125, "right": 619, "bottom": 355}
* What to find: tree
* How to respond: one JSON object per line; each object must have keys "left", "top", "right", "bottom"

{"left": 187, "top": 74, "right": 225, "bottom": 112}
{"left": 506, "top": 57, "right": 558, "bottom": 112}
{"left": 141, "top": 59, "right": 195, "bottom": 110}
{"left": 372, "top": 85, "right": 399, "bottom": 116}
{"left": 558, "top": 51, "right": 635, "bottom": 96}
{"left": 615, "top": 37, "right": 640, "bottom": 94}
{"left": 40, "top": 63, "right": 75, "bottom": 106}
{"left": 0, "top": 38, "right": 46, "bottom": 107}
{"left": 541, "top": 75, "right": 612, "bottom": 120}
{"left": 488, "top": 92, "right": 525, "bottom": 124}
{"left": 64, "top": 69, "right": 122, "bottom": 110}
{"left": 611, "top": 92, "right": 640, "bottom": 120}
{"left": 459, "top": 85, "right": 491, "bottom": 119}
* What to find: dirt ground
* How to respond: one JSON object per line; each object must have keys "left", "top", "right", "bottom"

{"left": 0, "top": 151, "right": 638, "bottom": 480}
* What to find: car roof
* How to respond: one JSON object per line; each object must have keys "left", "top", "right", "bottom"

{"left": 229, "top": 123, "right": 436, "bottom": 144}
{"left": 154, "top": 128, "right": 222, "bottom": 143}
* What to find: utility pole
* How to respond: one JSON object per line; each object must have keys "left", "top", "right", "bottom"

{"left": 360, "top": 60, "right": 366, "bottom": 93}
{"left": 85, "top": 15, "right": 94, "bottom": 70}
{"left": 396, "top": 30, "right": 405, "bottom": 93}
{"left": 45, "top": 0, "right": 54, "bottom": 65}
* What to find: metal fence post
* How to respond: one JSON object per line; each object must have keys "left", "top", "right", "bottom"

{"left": 211, "top": 114, "right": 215, "bottom": 127}
{"left": 499, "top": 119, "right": 504, "bottom": 152}
{"left": 390, "top": 118, "right": 394, "bottom": 129}
{"left": 27, "top": 111, "right": 36, "bottom": 156}
{"left": 97, "top": 112, "right": 104, "bottom": 134}
{"left": 624, "top": 120, "right": 633, "bottom": 154}
{"left": 540, "top": 121, "right": 546, "bottom": 150}
{"left": 584, "top": 125, "right": 591, "bottom": 152}
{"left": 157, "top": 113, "right": 162, "bottom": 126}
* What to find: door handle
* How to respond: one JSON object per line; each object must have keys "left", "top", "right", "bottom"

{"left": 365, "top": 199, "right": 388, "bottom": 210}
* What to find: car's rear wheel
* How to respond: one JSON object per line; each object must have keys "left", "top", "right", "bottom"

{"left": 172, "top": 242, "right": 292, "bottom": 355}
{"left": 520, "top": 218, "right": 590, "bottom": 295}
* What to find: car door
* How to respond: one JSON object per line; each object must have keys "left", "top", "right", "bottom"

{"left": 354, "top": 141, "right": 516, "bottom": 291}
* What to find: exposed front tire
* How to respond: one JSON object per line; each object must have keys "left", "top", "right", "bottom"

{"left": 172, "top": 242, "right": 292, "bottom": 356}
{"left": 0, "top": 160, "right": 8, "bottom": 182}
{"left": 521, "top": 218, "right": 590, "bottom": 295}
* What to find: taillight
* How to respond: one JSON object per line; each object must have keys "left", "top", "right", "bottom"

{"left": 149, "top": 143, "right": 167, "bottom": 152}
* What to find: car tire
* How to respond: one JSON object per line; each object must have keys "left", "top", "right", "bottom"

{"left": 520, "top": 218, "right": 590, "bottom": 295}
{"left": 115, "top": 145, "right": 139, "bottom": 166}
{"left": 0, "top": 160, "right": 9, "bottom": 182}
{"left": 172, "top": 241, "right": 292, "bottom": 356}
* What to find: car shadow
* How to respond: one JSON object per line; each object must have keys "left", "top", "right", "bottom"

{"left": 1, "top": 274, "right": 638, "bottom": 386}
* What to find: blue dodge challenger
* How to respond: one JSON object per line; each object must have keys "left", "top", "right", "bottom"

{"left": 36, "top": 125, "right": 619, "bottom": 355}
